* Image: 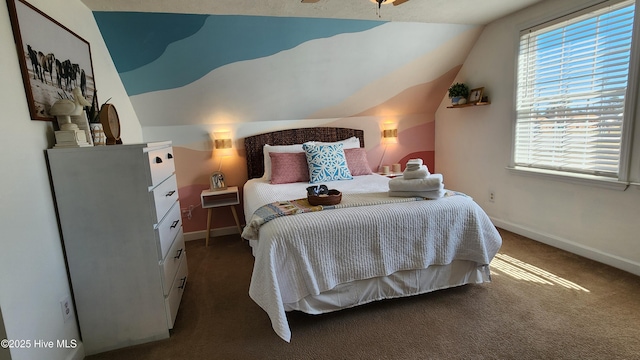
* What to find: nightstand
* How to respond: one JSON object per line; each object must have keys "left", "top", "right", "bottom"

{"left": 201, "top": 186, "right": 242, "bottom": 246}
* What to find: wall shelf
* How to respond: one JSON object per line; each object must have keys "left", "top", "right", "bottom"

{"left": 446, "top": 101, "right": 491, "bottom": 109}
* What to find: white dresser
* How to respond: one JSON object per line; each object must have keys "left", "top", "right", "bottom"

{"left": 46, "top": 141, "right": 187, "bottom": 355}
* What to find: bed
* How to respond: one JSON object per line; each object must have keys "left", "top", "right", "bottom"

{"left": 242, "top": 127, "right": 502, "bottom": 342}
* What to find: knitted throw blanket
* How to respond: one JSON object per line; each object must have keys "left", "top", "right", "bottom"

{"left": 241, "top": 191, "right": 460, "bottom": 241}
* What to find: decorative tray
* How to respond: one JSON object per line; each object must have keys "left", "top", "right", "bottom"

{"left": 308, "top": 189, "right": 342, "bottom": 206}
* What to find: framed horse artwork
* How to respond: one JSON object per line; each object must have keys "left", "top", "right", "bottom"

{"left": 6, "top": 0, "right": 97, "bottom": 121}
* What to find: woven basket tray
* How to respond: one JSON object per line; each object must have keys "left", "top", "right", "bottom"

{"left": 308, "top": 189, "right": 342, "bottom": 206}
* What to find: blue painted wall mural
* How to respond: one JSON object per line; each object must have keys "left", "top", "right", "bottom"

{"left": 96, "top": 13, "right": 384, "bottom": 96}
{"left": 93, "top": 11, "right": 482, "bottom": 234}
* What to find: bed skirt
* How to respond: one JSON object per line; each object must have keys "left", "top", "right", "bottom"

{"left": 283, "top": 260, "right": 491, "bottom": 314}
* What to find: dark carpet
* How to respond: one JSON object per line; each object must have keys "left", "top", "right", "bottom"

{"left": 87, "top": 229, "right": 640, "bottom": 360}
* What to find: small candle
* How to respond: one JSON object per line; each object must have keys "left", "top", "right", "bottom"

{"left": 381, "top": 166, "right": 390, "bottom": 175}
{"left": 392, "top": 164, "right": 401, "bottom": 173}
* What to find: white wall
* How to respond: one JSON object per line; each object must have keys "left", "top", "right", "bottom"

{"left": 0, "top": 0, "right": 142, "bottom": 359}
{"left": 435, "top": 0, "right": 640, "bottom": 276}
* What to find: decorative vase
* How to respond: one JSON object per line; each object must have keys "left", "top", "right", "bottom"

{"left": 458, "top": 98, "right": 467, "bottom": 105}
{"left": 90, "top": 123, "right": 106, "bottom": 146}
{"left": 451, "top": 96, "right": 463, "bottom": 105}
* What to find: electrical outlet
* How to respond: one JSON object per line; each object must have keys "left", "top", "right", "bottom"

{"left": 181, "top": 205, "right": 195, "bottom": 220}
{"left": 489, "top": 191, "right": 495, "bottom": 202}
{"left": 60, "top": 296, "right": 73, "bottom": 323}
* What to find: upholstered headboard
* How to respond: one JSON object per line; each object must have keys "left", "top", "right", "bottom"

{"left": 244, "top": 127, "right": 365, "bottom": 179}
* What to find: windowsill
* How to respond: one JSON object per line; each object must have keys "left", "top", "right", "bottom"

{"left": 506, "top": 166, "right": 630, "bottom": 191}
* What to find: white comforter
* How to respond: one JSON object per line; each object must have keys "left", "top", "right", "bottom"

{"left": 244, "top": 174, "right": 502, "bottom": 342}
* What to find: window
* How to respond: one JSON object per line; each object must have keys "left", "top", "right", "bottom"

{"left": 514, "top": 0, "right": 635, "bottom": 180}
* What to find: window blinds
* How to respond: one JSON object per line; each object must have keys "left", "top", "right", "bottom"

{"left": 515, "top": 0, "right": 635, "bottom": 177}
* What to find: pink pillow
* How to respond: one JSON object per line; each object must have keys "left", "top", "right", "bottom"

{"left": 269, "top": 152, "right": 310, "bottom": 184}
{"left": 344, "top": 148, "right": 373, "bottom": 176}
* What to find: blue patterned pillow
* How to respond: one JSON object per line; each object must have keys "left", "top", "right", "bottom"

{"left": 302, "top": 143, "right": 353, "bottom": 183}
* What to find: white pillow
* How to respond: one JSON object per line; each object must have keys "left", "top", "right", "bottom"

{"left": 304, "top": 136, "right": 360, "bottom": 150}
{"left": 262, "top": 144, "right": 304, "bottom": 180}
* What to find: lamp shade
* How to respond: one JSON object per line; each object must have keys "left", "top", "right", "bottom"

{"left": 382, "top": 129, "right": 397, "bottom": 138}
{"left": 214, "top": 139, "right": 232, "bottom": 150}
{"left": 214, "top": 131, "right": 232, "bottom": 150}
{"left": 382, "top": 129, "right": 398, "bottom": 144}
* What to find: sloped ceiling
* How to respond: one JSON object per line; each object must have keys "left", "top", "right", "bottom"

{"left": 83, "top": 0, "right": 544, "bottom": 128}
{"left": 93, "top": 12, "right": 482, "bottom": 126}
{"left": 80, "top": 0, "right": 544, "bottom": 25}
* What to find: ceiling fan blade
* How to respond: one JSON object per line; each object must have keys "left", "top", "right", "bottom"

{"left": 301, "top": 0, "right": 320, "bottom": 3}
{"left": 393, "top": 0, "right": 409, "bottom": 5}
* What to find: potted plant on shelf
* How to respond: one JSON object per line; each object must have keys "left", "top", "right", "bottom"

{"left": 84, "top": 89, "right": 110, "bottom": 146}
{"left": 448, "top": 82, "right": 469, "bottom": 105}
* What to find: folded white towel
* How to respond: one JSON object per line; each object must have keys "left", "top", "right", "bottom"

{"left": 388, "top": 174, "right": 444, "bottom": 192}
{"left": 388, "top": 189, "right": 446, "bottom": 199}
{"left": 403, "top": 165, "right": 430, "bottom": 179}
{"left": 405, "top": 159, "right": 423, "bottom": 171}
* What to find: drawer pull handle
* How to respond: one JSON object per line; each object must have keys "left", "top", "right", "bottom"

{"left": 170, "top": 220, "right": 179, "bottom": 229}
{"left": 166, "top": 190, "right": 176, "bottom": 197}
{"left": 174, "top": 248, "right": 183, "bottom": 259}
{"left": 178, "top": 277, "right": 187, "bottom": 289}
{"left": 167, "top": 153, "right": 173, "bottom": 159}
{"left": 155, "top": 156, "right": 163, "bottom": 164}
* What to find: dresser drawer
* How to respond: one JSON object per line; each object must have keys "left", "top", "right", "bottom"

{"left": 151, "top": 174, "right": 179, "bottom": 225}
{"left": 165, "top": 255, "right": 188, "bottom": 329}
{"left": 156, "top": 202, "right": 182, "bottom": 260}
{"left": 147, "top": 147, "right": 175, "bottom": 187}
{"left": 160, "top": 229, "right": 185, "bottom": 296}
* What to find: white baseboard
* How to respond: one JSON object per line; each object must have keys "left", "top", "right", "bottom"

{"left": 491, "top": 217, "right": 640, "bottom": 277}
{"left": 183, "top": 226, "right": 240, "bottom": 242}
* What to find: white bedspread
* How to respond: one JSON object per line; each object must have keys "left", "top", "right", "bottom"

{"left": 244, "top": 175, "right": 502, "bottom": 342}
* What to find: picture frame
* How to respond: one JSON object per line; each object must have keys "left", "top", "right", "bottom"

{"left": 6, "top": 0, "right": 97, "bottom": 121}
{"left": 468, "top": 87, "right": 484, "bottom": 104}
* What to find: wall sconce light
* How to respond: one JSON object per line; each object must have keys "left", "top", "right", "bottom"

{"left": 214, "top": 139, "right": 232, "bottom": 149}
{"left": 211, "top": 131, "right": 232, "bottom": 191}
{"left": 382, "top": 128, "right": 398, "bottom": 144}
{"left": 378, "top": 127, "right": 398, "bottom": 173}
{"left": 214, "top": 131, "right": 232, "bottom": 151}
